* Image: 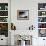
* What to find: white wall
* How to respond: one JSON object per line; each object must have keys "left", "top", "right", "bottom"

{"left": 11, "top": 0, "right": 46, "bottom": 30}
{"left": 11, "top": 0, "right": 46, "bottom": 46}
{"left": 11, "top": 0, "right": 38, "bottom": 30}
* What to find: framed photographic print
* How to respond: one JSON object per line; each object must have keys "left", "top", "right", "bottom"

{"left": 17, "top": 10, "right": 29, "bottom": 20}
